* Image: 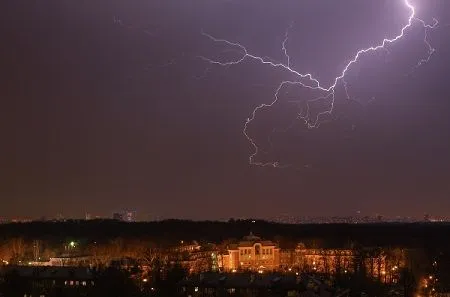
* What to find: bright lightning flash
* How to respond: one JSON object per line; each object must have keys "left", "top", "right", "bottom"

{"left": 200, "top": 0, "right": 438, "bottom": 167}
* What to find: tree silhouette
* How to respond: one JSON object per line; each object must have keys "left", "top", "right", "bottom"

{"left": 92, "top": 267, "right": 142, "bottom": 297}
{"left": 0, "top": 270, "right": 29, "bottom": 297}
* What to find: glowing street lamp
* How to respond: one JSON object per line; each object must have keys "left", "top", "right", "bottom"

{"left": 67, "top": 241, "right": 77, "bottom": 250}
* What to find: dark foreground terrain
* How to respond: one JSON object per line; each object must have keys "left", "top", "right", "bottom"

{"left": 0, "top": 220, "right": 448, "bottom": 297}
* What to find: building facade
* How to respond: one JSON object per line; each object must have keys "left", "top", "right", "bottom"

{"left": 294, "top": 243, "right": 354, "bottom": 274}
{"left": 220, "top": 233, "right": 280, "bottom": 272}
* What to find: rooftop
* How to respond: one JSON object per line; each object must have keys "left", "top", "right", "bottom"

{"left": 178, "top": 272, "right": 305, "bottom": 289}
{"left": 0, "top": 266, "right": 96, "bottom": 280}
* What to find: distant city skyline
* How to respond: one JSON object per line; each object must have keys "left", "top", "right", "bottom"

{"left": 2, "top": 211, "right": 449, "bottom": 224}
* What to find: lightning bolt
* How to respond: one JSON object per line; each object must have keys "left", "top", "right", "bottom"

{"left": 200, "top": 0, "right": 439, "bottom": 167}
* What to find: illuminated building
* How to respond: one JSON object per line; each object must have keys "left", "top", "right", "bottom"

{"left": 220, "top": 233, "right": 280, "bottom": 272}
{"left": 293, "top": 244, "right": 404, "bottom": 283}
{"left": 169, "top": 241, "right": 218, "bottom": 273}
{"left": 174, "top": 241, "right": 201, "bottom": 253}
{"left": 280, "top": 250, "right": 294, "bottom": 270}
{"left": 294, "top": 243, "right": 354, "bottom": 274}
{"left": 112, "top": 212, "right": 123, "bottom": 221}
{"left": 124, "top": 211, "right": 135, "bottom": 222}
{"left": 112, "top": 211, "right": 136, "bottom": 222}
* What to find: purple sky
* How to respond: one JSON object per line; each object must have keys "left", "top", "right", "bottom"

{"left": 1, "top": 0, "right": 450, "bottom": 220}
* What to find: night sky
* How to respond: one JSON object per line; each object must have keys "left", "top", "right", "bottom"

{"left": 1, "top": 1, "right": 450, "bottom": 220}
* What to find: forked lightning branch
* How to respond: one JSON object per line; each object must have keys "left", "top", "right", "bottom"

{"left": 200, "top": 0, "right": 439, "bottom": 167}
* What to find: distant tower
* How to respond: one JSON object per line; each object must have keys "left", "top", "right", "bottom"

{"left": 56, "top": 213, "right": 64, "bottom": 221}
{"left": 125, "top": 211, "right": 135, "bottom": 222}
{"left": 85, "top": 212, "right": 92, "bottom": 220}
{"left": 112, "top": 211, "right": 136, "bottom": 222}
{"left": 112, "top": 212, "right": 124, "bottom": 221}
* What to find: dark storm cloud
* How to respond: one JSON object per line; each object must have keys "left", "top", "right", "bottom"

{"left": 0, "top": 1, "right": 449, "bottom": 220}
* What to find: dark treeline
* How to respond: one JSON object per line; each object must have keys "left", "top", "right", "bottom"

{"left": 0, "top": 220, "right": 449, "bottom": 248}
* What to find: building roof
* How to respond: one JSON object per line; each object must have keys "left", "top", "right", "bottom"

{"left": 51, "top": 254, "right": 92, "bottom": 260}
{"left": 0, "top": 266, "right": 96, "bottom": 280}
{"left": 227, "top": 233, "right": 278, "bottom": 249}
{"left": 179, "top": 272, "right": 307, "bottom": 289}
{"left": 243, "top": 232, "right": 261, "bottom": 241}
{"left": 180, "top": 273, "right": 340, "bottom": 296}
